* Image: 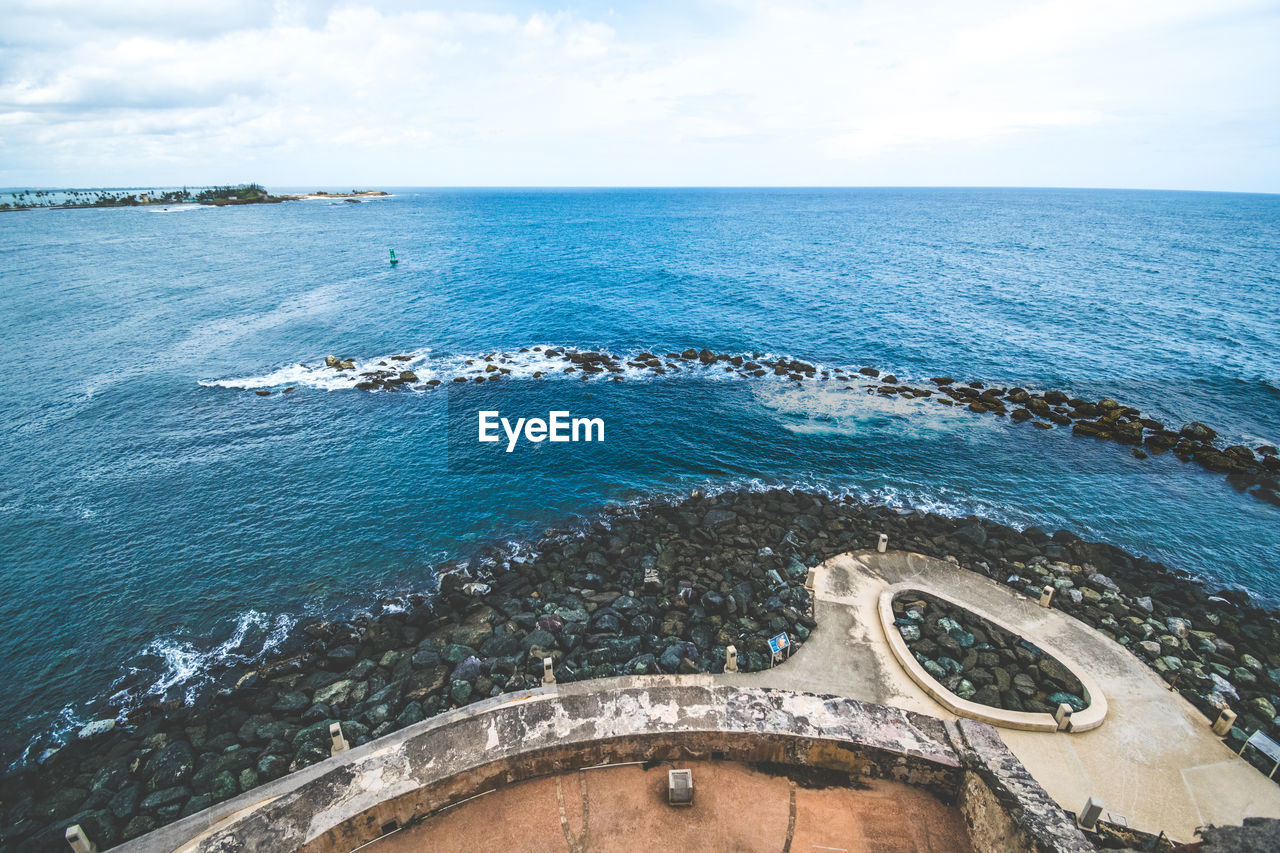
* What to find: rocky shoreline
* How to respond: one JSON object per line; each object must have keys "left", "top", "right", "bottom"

{"left": 2, "top": 488, "right": 1278, "bottom": 850}
{"left": 274, "top": 345, "right": 1280, "bottom": 507}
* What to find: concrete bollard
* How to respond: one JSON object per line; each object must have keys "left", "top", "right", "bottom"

{"left": 1054, "top": 703, "right": 1073, "bottom": 731}
{"left": 542, "top": 656, "right": 556, "bottom": 685}
{"left": 876, "top": 533, "right": 888, "bottom": 553}
{"left": 725, "top": 645, "right": 738, "bottom": 673}
{"left": 65, "top": 825, "right": 97, "bottom": 853}
{"left": 329, "top": 722, "right": 349, "bottom": 755}
{"left": 1039, "top": 585, "right": 1055, "bottom": 607}
{"left": 805, "top": 568, "right": 816, "bottom": 593}
{"left": 1212, "top": 708, "right": 1237, "bottom": 736}
{"left": 1076, "top": 796, "right": 1103, "bottom": 831}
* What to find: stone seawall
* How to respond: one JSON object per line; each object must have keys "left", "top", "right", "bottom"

{"left": 1, "top": 487, "right": 1276, "bottom": 850}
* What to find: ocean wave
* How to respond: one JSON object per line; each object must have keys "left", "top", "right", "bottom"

{"left": 585, "top": 475, "right": 1033, "bottom": 536}
{"left": 107, "top": 609, "right": 297, "bottom": 710}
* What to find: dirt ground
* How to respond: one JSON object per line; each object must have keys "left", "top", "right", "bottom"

{"left": 366, "top": 760, "right": 973, "bottom": 853}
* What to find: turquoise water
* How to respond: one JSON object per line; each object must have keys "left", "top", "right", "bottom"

{"left": 1, "top": 187, "right": 1277, "bottom": 758}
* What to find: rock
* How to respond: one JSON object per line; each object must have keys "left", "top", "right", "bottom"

{"left": 256, "top": 754, "right": 289, "bottom": 779}
{"left": 449, "top": 680, "right": 473, "bottom": 704}
{"left": 78, "top": 719, "right": 117, "bottom": 739}
{"left": 404, "top": 666, "right": 450, "bottom": 701}
{"left": 1037, "top": 656, "right": 1074, "bottom": 688}
{"left": 209, "top": 770, "right": 238, "bottom": 801}
{"left": 1180, "top": 422, "right": 1218, "bottom": 441}
{"left": 145, "top": 740, "right": 194, "bottom": 791}
{"left": 450, "top": 656, "right": 486, "bottom": 683}
{"left": 313, "top": 678, "right": 358, "bottom": 707}
{"left": 291, "top": 720, "right": 340, "bottom": 768}
{"left": 182, "top": 794, "right": 212, "bottom": 817}
{"left": 271, "top": 691, "right": 310, "bottom": 713}
{"left": 704, "top": 508, "right": 737, "bottom": 527}
{"left": 1088, "top": 573, "right": 1119, "bottom": 593}
{"left": 1137, "top": 640, "right": 1162, "bottom": 657}
{"left": 108, "top": 784, "right": 140, "bottom": 820}
{"left": 140, "top": 785, "right": 190, "bottom": 812}
{"left": 327, "top": 644, "right": 358, "bottom": 663}
{"left": 952, "top": 523, "right": 986, "bottom": 548}
{"left": 1048, "top": 691, "right": 1088, "bottom": 712}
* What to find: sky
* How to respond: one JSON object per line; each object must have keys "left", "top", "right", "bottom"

{"left": 0, "top": 0, "right": 1277, "bottom": 190}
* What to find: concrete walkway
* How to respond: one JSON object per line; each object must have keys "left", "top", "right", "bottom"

{"left": 718, "top": 550, "right": 1280, "bottom": 842}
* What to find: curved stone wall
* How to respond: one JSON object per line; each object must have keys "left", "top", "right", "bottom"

{"left": 119, "top": 678, "right": 1091, "bottom": 853}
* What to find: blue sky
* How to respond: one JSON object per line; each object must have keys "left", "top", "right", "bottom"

{"left": 1, "top": 0, "right": 1277, "bottom": 190}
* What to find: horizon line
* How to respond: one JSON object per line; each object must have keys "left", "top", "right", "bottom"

{"left": 4, "top": 184, "right": 1279, "bottom": 197}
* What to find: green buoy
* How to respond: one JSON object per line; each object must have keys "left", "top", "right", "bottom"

{"left": 389, "top": 249, "right": 399, "bottom": 265}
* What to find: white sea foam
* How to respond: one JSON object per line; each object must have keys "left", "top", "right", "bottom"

{"left": 109, "top": 609, "right": 297, "bottom": 708}
{"left": 754, "top": 382, "right": 1002, "bottom": 439}
{"left": 200, "top": 347, "right": 434, "bottom": 391}
{"left": 199, "top": 345, "right": 910, "bottom": 394}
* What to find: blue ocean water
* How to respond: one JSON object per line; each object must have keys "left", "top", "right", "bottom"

{"left": 0, "top": 188, "right": 1278, "bottom": 758}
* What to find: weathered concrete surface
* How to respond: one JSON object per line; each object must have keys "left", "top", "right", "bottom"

{"left": 950, "top": 718, "right": 1093, "bottom": 853}
{"left": 366, "top": 761, "right": 976, "bottom": 853}
{"left": 145, "top": 682, "right": 963, "bottom": 852}
{"left": 717, "top": 550, "right": 1280, "bottom": 842}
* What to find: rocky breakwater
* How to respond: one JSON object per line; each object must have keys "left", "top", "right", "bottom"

{"left": 892, "top": 591, "right": 1089, "bottom": 714}
{"left": 3, "top": 488, "right": 1277, "bottom": 850}
{"left": 915, "top": 378, "right": 1279, "bottom": 508}
{"left": 285, "top": 346, "right": 1280, "bottom": 507}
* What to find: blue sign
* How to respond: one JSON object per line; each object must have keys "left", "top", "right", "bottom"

{"left": 768, "top": 633, "right": 790, "bottom": 654}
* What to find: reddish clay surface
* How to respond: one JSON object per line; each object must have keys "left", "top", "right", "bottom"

{"left": 367, "top": 760, "right": 973, "bottom": 853}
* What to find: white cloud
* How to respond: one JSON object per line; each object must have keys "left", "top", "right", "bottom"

{"left": 0, "top": 0, "right": 1276, "bottom": 189}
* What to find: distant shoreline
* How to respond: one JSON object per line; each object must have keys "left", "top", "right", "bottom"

{"left": 0, "top": 186, "right": 390, "bottom": 212}
{"left": 296, "top": 190, "right": 391, "bottom": 200}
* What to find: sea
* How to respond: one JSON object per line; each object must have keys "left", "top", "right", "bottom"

{"left": 1, "top": 187, "right": 1277, "bottom": 762}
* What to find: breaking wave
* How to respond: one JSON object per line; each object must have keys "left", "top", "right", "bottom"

{"left": 90, "top": 610, "right": 300, "bottom": 731}
{"left": 199, "top": 345, "right": 909, "bottom": 392}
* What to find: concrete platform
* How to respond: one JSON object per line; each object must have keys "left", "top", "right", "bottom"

{"left": 367, "top": 761, "right": 974, "bottom": 853}
{"left": 719, "top": 549, "right": 1280, "bottom": 842}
